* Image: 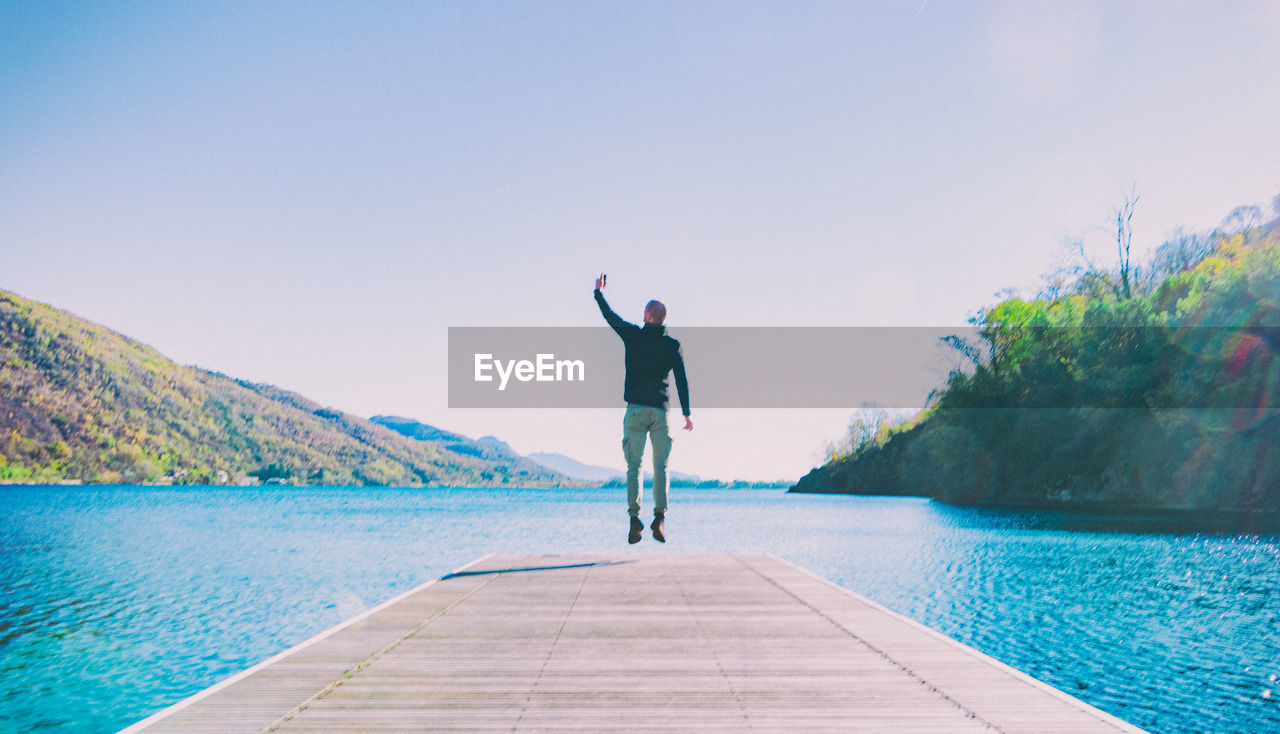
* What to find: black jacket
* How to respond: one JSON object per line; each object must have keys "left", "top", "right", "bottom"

{"left": 594, "top": 289, "right": 690, "bottom": 416}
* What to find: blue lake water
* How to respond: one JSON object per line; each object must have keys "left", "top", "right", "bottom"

{"left": 1, "top": 485, "right": 1278, "bottom": 733}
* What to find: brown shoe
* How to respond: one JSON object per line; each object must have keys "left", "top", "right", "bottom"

{"left": 628, "top": 516, "right": 643, "bottom": 544}
{"left": 650, "top": 514, "right": 665, "bottom": 543}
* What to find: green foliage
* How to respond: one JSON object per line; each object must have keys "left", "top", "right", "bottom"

{"left": 826, "top": 409, "right": 915, "bottom": 463}
{"left": 248, "top": 462, "right": 292, "bottom": 481}
{"left": 0, "top": 290, "right": 574, "bottom": 487}
{"left": 796, "top": 209, "right": 1280, "bottom": 513}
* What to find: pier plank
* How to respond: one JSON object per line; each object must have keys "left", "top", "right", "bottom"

{"left": 124, "top": 554, "right": 1145, "bottom": 733}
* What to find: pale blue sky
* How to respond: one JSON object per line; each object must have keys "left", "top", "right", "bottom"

{"left": 5, "top": 1, "right": 1280, "bottom": 480}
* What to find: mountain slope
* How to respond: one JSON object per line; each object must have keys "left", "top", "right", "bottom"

{"left": 525, "top": 452, "right": 625, "bottom": 481}
{"left": 369, "top": 416, "right": 570, "bottom": 480}
{"left": 524, "top": 451, "right": 703, "bottom": 484}
{"left": 369, "top": 418, "right": 704, "bottom": 484}
{"left": 0, "top": 289, "right": 570, "bottom": 486}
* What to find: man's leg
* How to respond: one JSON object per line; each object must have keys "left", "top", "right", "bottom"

{"left": 648, "top": 407, "right": 672, "bottom": 541}
{"left": 622, "top": 404, "right": 648, "bottom": 519}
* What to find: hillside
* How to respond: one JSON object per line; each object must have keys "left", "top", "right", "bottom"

{"left": 525, "top": 452, "right": 625, "bottom": 482}
{"left": 0, "top": 289, "right": 572, "bottom": 486}
{"left": 794, "top": 203, "right": 1280, "bottom": 516}
{"left": 370, "top": 418, "right": 707, "bottom": 485}
{"left": 369, "top": 416, "right": 567, "bottom": 480}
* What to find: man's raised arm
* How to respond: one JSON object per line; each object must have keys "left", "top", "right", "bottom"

{"left": 594, "top": 273, "right": 634, "bottom": 336}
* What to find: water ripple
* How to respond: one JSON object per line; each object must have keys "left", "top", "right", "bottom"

{"left": 1, "top": 485, "right": 1278, "bottom": 733}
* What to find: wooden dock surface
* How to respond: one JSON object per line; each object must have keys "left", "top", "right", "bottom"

{"left": 124, "top": 553, "right": 1146, "bottom": 733}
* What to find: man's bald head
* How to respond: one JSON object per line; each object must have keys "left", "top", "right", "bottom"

{"left": 644, "top": 300, "right": 667, "bottom": 324}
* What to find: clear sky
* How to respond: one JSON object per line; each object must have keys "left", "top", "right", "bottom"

{"left": 4, "top": 1, "right": 1280, "bottom": 480}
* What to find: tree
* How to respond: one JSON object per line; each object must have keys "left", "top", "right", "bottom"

{"left": 824, "top": 407, "right": 898, "bottom": 461}
{"left": 1221, "top": 204, "right": 1263, "bottom": 241}
{"left": 941, "top": 333, "right": 984, "bottom": 369}
{"left": 1114, "top": 187, "right": 1139, "bottom": 300}
{"left": 1148, "top": 227, "right": 1212, "bottom": 282}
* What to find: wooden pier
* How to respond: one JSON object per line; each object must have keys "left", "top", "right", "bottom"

{"left": 123, "top": 554, "right": 1145, "bottom": 732}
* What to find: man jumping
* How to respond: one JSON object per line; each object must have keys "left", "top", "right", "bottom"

{"left": 594, "top": 273, "right": 692, "bottom": 544}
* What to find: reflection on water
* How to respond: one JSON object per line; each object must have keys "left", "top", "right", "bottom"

{"left": 1, "top": 485, "right": 1277, "bottom": 733}
{"left": 935, "top": 502, "right": 1280, "bottom": 536}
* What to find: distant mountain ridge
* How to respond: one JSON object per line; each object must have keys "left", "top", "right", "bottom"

{"left": 369, "top": 418, "right": 702, "bottom": 484}
{"left": 369, "top": 416, "right": 562, "bottom": 480}
{"left": 525, "top": 451, "right": 702, "bottom": 484}
{"left": 0, "top": 289, "right": 573, "bottom": 487}
{"left": 525, "top": 452, "right": 624, "bottom": 482}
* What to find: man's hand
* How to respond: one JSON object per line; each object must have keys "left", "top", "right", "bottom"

{"left": 595, "top": 272, "right": 607, "bottom": 290}
{"left": 683, "top": 416, "right": 693, "bottom": 431}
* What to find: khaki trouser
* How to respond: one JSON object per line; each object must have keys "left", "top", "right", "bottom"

{"left": 622, "top": 403, "right": 672, "bottom": 518}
